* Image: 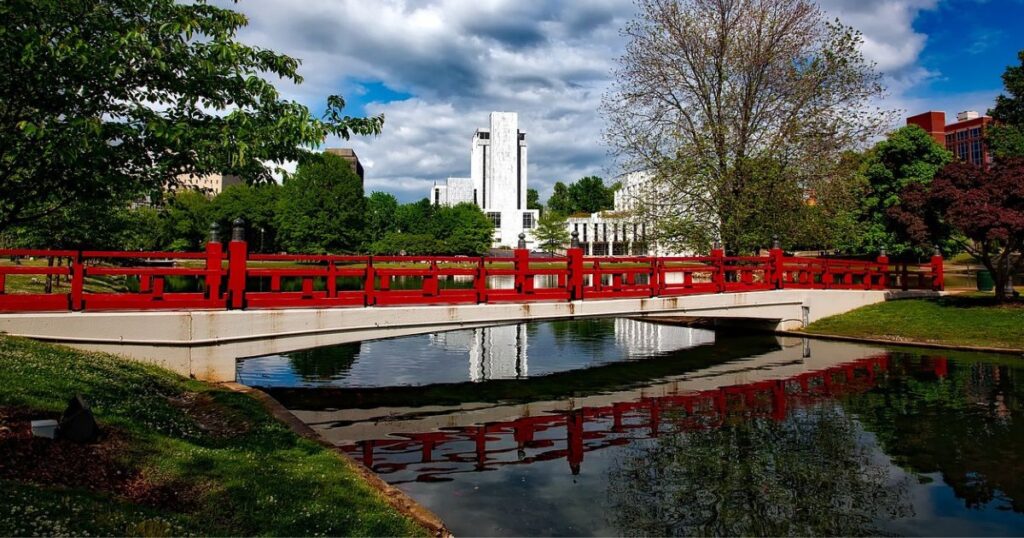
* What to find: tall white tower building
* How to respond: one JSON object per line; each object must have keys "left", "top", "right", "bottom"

{"left": 431, "top": 112, "right": 539, "bottom": 248}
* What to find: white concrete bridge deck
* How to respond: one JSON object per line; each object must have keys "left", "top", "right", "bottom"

{"left": 0, "top": 289, "right": 937, "bottom": 381}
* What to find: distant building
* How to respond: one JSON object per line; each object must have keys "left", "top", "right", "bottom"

{"left": 173, "top": 172, "right": 243, "bottom": 196}
{"left": 431, "top": 112, "right": 539, "bottom": 248}
{"left": 325, "top": 148, "right": 365, "bottom": 182}
{"left": 907, "top": 110, "right": 994, "bottom": 167}
{"left": 565, "top": 170, "right": 689, "bottom": 257}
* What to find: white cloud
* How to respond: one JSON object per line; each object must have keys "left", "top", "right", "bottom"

{"left": 222, "top": 0, "right": 948, "bottom": 201}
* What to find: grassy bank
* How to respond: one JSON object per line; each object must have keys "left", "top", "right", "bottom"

{"left": 0, "top": 336, "right": 427, "bottom": 537}
{"left": 804, "top": 295, "right": 1024, "bottom": 350}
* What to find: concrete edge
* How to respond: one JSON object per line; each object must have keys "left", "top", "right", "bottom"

{"left": 221, "top": 382, "right": 452, "bottom": 538}
{"left": 777, "top": 330, "right": 1024, "bottom": 356}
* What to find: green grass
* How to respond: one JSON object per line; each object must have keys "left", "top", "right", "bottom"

{"left": 804, "top": 295, "right": 1024, "bottom": 350}
{"left": 0, "top": 336, "right": 427, "bottom": 537}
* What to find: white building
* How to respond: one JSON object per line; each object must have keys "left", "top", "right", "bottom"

{"left": 431, "top": 112, "right": 539, "bottom": 248}
{"left": 174, "top": 172, "right": 243, "bottom": 196}
{"left": 566, "top": 170, "right": 689, "bottom": 257}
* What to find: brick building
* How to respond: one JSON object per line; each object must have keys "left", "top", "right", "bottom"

{"left": 906, "top": 110, "right": 993, "bottom": 167}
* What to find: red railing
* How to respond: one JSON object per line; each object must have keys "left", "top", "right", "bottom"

{"left": 0, "top": 240, "right": 943, "bottom": 313}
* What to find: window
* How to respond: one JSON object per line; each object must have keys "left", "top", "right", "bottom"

{"left": 972, "top": 140, "right": 982, "bottom": 164}
{"left": 478, "top": 132, "right": 490, "bottom": 140}
{"left": 518, "top": 132, "right": 525, "bottom": 141}
{"left": 522, "top": 213, "right": 535, "bottom": 229}
{"left": 970, "top": 127, "right": 981, "bottom": 138}
{"left": 487, "top": 212, "right": 501, "bottom": 228}
{"left": 434, "top": 188, "right": 440, "bottom": 205}
{"left": 473, "top": 189, "right": 478, "bottom": 206}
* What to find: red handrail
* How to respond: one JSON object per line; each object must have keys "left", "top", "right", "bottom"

{"left": 0, "top": 243, "right": 943, "bottom": 313}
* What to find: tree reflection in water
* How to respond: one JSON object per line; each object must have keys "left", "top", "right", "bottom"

{"left": 606, "top": 404, "right": 912, "bottom": 536}
{"left": 288, "top": 343, "right": 360, "bottom": 381}
{"left": 846, "top": 355, "right": 1024, "bottom": 512}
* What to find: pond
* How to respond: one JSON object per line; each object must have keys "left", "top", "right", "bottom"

{"left": 238, "top": 319, "right": 1024, "bottom": 536}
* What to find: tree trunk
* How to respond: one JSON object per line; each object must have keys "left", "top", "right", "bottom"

{"left": 45, "top": 256, "right": 54, "bottom": 294}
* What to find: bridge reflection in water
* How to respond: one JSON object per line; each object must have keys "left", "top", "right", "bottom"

{"left": 339, "top": 354, "right": 947, "bottom": 481}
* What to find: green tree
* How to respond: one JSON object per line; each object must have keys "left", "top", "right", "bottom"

{"left": 546, "top": 177, "right": 617, "bottom": 215}
{"left": 987, "top": 50, "right": 1024, "bottom": 160}
{"left": 364, "top": 192, "right": 400, "bottom": 244}
{"left": 369, "top": 232, "right": 442, "bottom": 255}
{"left": 275, "top": 153, "right": 365, "bottom": 253}
{"left": 533, "top": 211, "right": 570, "bottom": 253}
{"left": 547, "top": 182, "right": 574, "bottom": 215}
{"left": 604, "top": 0, "right": 888, "bottom": 253}
{"left": 527, "top": 188, "right": 543, "bottom": 212}
{"left": 430, "top": 203, "right": 494, "bottom": 255}
{"left": 158, "top": 190, "right": 213, "bottom": 251}
{"left": 210, "top": 183, "right": 281, "bottom": 252}
{"left": 568, "top": 176, "right": 616, "bottom": 214}
{"left": 0, "top": 0, "right": 382, "bottom": 232}
{"left": 849, "top": 125, "right": 953, "bottom": 256}
{"left": 396, "top": 198, "right": 435, "bottom": 234}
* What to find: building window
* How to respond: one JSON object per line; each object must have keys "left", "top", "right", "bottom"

{"left": 487, "top": 212, "right": 501, "bottom": 228}
{"left": 972, "top": 139, "right": 982, "bottom": 164}
{"left": 522, "top": 213, "right": 535, "bottom": 229}
{"left": 518, "top": 132, "right": 525, "bottom": 141}
{"left": 473, "top": 189, "right": 478, "bottom": 206}
{"left": 970, "top": 127, "right": 981, "bottom": 138}
{"left": 434, "top": 188, "right": 440, "bottom": 205}
{"left": 478, "top": 132, "right": 490, "bottom": 140}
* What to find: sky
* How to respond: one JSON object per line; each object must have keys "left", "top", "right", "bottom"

{"left": 218, "top": 0, "right": 1024, "bottom": 202}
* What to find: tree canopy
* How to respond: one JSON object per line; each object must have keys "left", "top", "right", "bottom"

{"left": 987, "top": 50, "right": 1024, "bottom": 160}
{"left": 894, "top": 159, "right": 1024, "bottom": 302}
{"left": 848, "top": 125, "right": 953, "bottom": 256}
{"left": 275, "top": 152, "right": 365, "bottom": 253}
{"left": 547, "top": 176, "right": 617, "bottom": 215}
{"left": 0, "top": 0, "right": 382, "bottom": 231}
{"left": 604, "top": 0, "right": 887, "bottom": 253}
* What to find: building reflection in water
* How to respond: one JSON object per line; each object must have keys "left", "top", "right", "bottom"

{"left": 426, "top": 319, "right": 715, "bottom": 383}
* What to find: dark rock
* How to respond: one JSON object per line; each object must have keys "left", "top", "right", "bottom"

{"left": 58, "top": 394, "right": 99, "bottom": 443}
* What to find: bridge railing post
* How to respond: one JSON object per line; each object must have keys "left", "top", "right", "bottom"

{"left": 204, "top": 228, "right": 224, "bottom": 306}
{"left": 475, "top": 257, "right": 487, "bottom": 303}
{"left": 876, "top": 248, "right": 889, "bottom": 290}
{"left": 364, "top": 257, "right": 376, "bottom": 306}
{"left": 567, "top": 247, "right": 584, "bottom": 300}
{"left": 70, "top": 251, "right": 84, "bottom": 311}
{"left": 228, "top": 218, "right": 248, "bottom": 309}
{"left": 930, "top": 245, "right": 944, "bottom": 291}
{"left": 769, "top": 235, "right": 783, "bottom": 289}
{"left": 514, "top": 248, "right": 530, "bottom": 296}
{"left": 711, "top": 242, "right": 725, "bottom": 293}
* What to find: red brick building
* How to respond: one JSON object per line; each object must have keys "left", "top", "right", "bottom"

{"left": 907, "top": 110, "right": 993, "bottom": 167}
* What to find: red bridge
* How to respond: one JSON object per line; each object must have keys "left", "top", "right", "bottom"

{"left": 0, "top": 234, "right": 943, "bottom": 313}
{"left": 340, "top": 354, "right": 949, "bottom": 481}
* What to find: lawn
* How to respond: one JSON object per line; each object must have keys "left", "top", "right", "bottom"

{"left": 0, "top": 336, "right": 428, "bottom": 537}
{"left": 803, "top": 294, "right": 1024, "bottom": 350}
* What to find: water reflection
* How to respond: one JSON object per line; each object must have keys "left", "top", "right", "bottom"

{"left": 238, "top": 318, "right": 716, "bottom": 387}
{"left": 246, "top": 320, "right": 1024, "bottom": 536}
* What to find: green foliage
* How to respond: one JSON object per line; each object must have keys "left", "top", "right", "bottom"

{"left": 429, "top": 203, "right": 494, "bottom": 255}
{"left": 546, "top": 176, "right": 616, "bottom": 215}
{"left": 848, "top": 125, "right": 953, "bottom": 256}
{"left": 527, "top": 188, "right": 543, "bottom": 212}
{"left": 0, "top": 336, "right": 425, "bottom": 536}
{"left": 989, "top": 50, "right": 1024, "bottom": 127}
{"left": 157, "top": 190, "right": 214, "bottom": 251}
{"left": 987, "top": 124, "right": 1024, "bottom": 160}
{"left": 533, "top": 211, "right": 569, "bottom": 252}
{"left": 210, "top": 183, "right": 282, "bottom": 252}
{"left": 0, "top": 0, "right": 382, "bottom": 232}
{"left": 371, "top": 202, "right": 493, "bottom": 255}
{"left": 365, "top": 192, "right": 400, "bottom": 244}
{"left": 275, "top": 153, "right": 365, "bottom": 253}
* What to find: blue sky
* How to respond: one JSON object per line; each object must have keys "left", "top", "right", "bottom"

{"left": 221, "top": 0, "right": 1023, "bottom": 202}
